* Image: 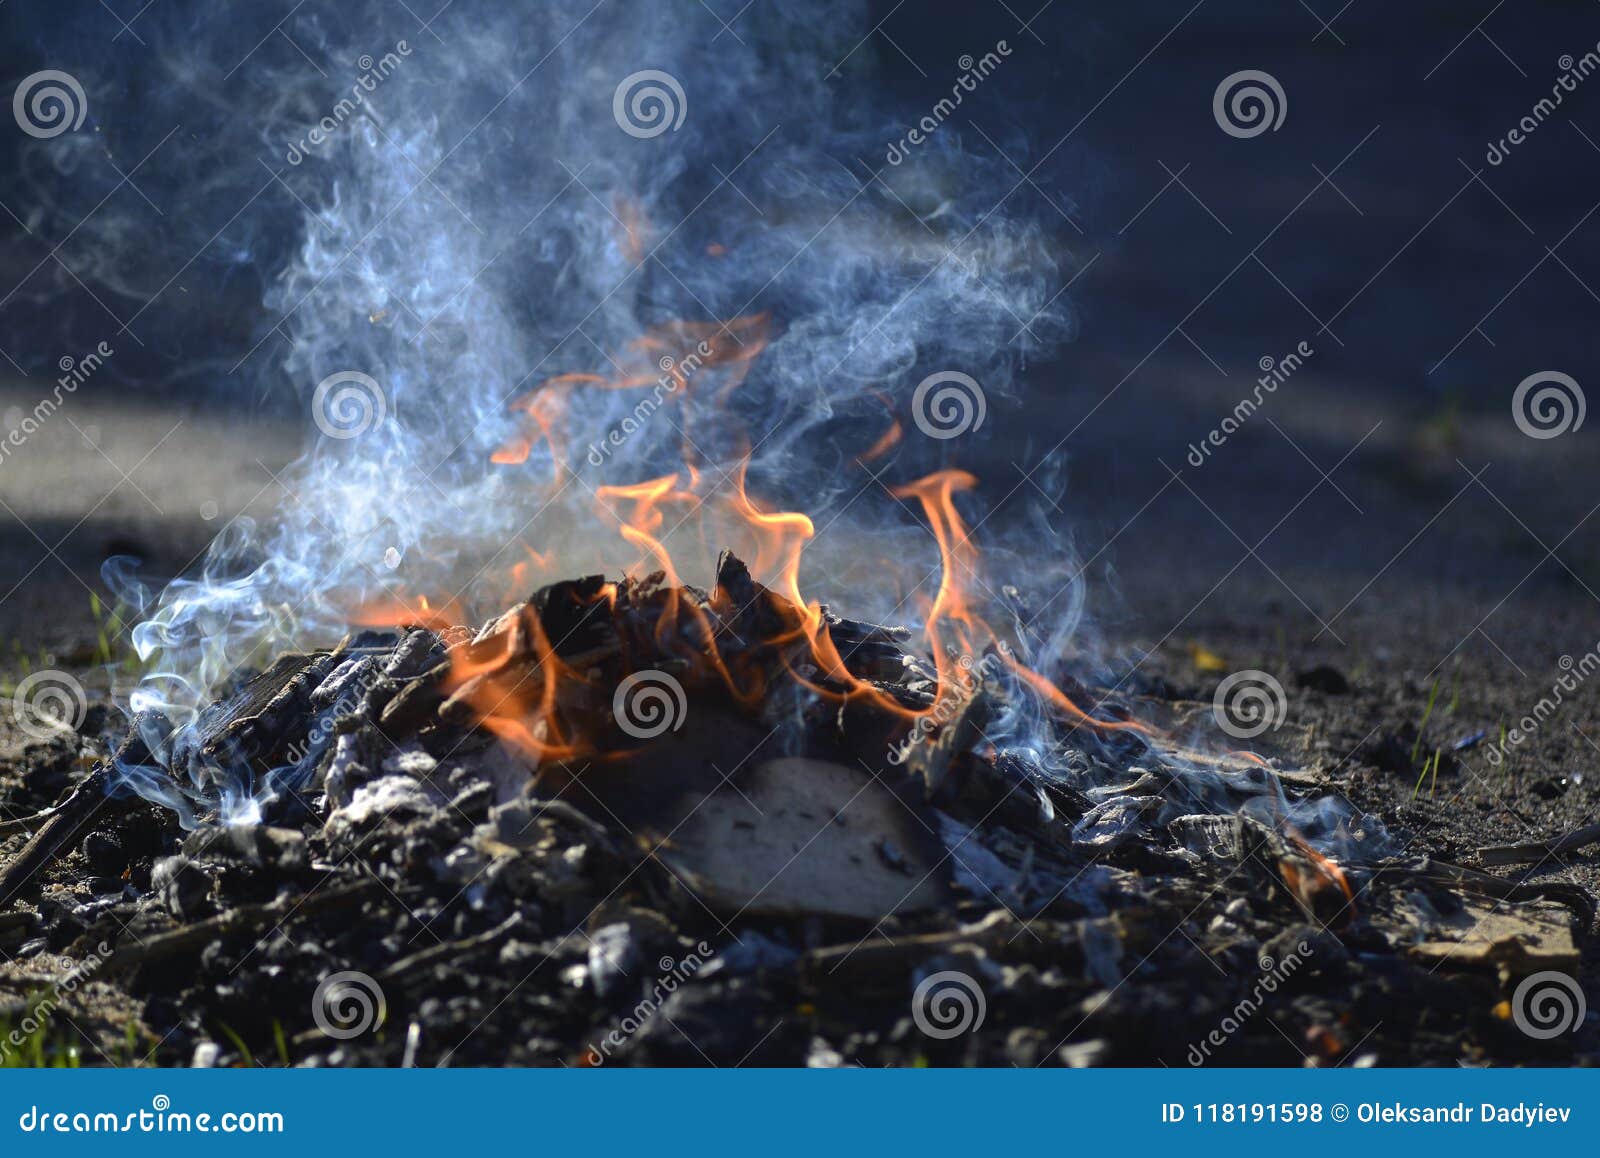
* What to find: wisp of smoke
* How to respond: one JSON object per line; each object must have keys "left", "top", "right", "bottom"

{"left": 9, "top": 1, "right": 1077, "bottom": 820}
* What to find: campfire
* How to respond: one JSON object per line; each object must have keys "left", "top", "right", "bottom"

{"left": 3, "top": 393, "right": 1588, "bottom": 1064}
{"left": 0, "top": 0, "right": 1592, "bottom": 1071}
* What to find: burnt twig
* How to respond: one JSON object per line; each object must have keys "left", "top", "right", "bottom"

{"left": 106, "top": 878, "right": 384, "bottom": 971}
{"left": 1478, "top": 822, "right": 1600, "bottom": 868}
{"left": 0, "top": 765, "right": 113, "bottom": 910}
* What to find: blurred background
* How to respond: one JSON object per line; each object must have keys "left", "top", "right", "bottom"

{"left": 0, "top": 0, "right": 1596, "bottom": 690}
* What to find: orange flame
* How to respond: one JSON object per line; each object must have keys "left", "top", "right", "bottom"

{"left": 354, "top": 312, "right": 1346, "bottom": 898}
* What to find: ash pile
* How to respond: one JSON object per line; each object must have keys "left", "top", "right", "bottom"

{"left": 1, "top": 551, "right": 1593, "bottom": 1067}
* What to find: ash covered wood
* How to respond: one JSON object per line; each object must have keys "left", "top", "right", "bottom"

{"left": 0, "top": 549, "right": 1594, "bottom": 1068}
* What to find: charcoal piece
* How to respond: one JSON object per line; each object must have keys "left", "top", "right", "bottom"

{"left": 311, "top": 654, "right": 382, "bottom": 711}
{"left": 532, "top": 575, "right": 616, "bottom": 657}
{"left": 946, "top": 758, "right": 1059, "bottom": 833}
{"left": 152, "top": 854, "right": 213, "bottom": 921}
{"left": 1168, "top": 814, "right": 1244, "bottom": 860}
{"left": 379, "top": 675, "right": 447, "bottom": 737}
{"left": 712, "top": 548, "right": 758, "bottom": 607}
{"left": 448, "top": 780, "right": 495, "bottom": 822}
{"left": 438, "top": 671, "right": 493, "bottom": 726}
{"left": 936, "top": 812, "right": 1022, "bottom": 901}
{"left": 1073, "top": 796, "right": 1164, "bottom": 850}
{"left": 711, "top": 548, "right": 805, "bottom": 646}
{"left": 82, "top": 830, "right": 126, "bottom": 876}
{"left": 834, "top": 639, "right": 915, "bottom": 682}
{"left": 189, "top": 650, "right": 339, "bottom": 774}
{"left": 993, "top": 749, "right": 1092, "bottom": 821}
{"left": 182, "top": 824, "right": 308, "bottom": 872}
{"left": 319, "top": 730, "right": 381, "bottom": 809}
{"left": 339, "top": 629, "right": 401, "bottom": 652}
{"left": 890, "top": 684, "right": 989, "bottom": 798}
{"left": 383, "top": 628, "right": 447, "bottom": 681}
{"left": 471, "top": 603, "right": 532, "bottom": 656}
{"left": 821, "top": 610, "right": 913, "bottom": 644}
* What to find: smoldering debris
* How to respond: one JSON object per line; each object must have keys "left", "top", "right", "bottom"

{"left": 1, "top": 553, "right": 1593, "bottom": 1067}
